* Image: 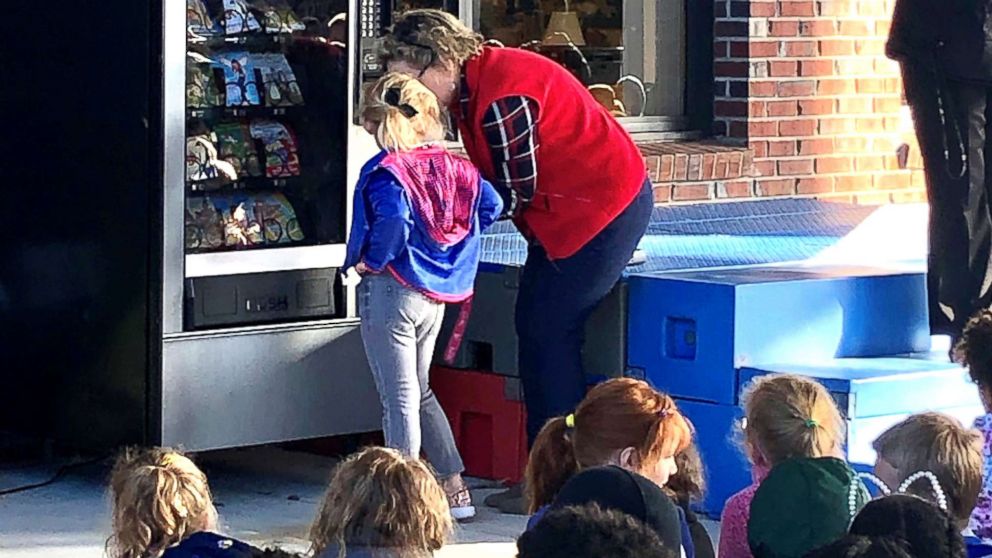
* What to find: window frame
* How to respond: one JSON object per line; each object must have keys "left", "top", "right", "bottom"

{"left": 459, "top": 0, "right": 713, "bottom": 137}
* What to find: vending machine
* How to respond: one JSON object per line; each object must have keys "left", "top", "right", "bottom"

{"left": 2, "top": 0, "right": 459, "bottom": 451}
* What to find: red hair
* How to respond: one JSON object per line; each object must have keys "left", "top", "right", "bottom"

{"left": 524, "top": 378, "right": 693, "bottom": 513}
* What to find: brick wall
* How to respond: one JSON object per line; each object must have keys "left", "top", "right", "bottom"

{"left": 695, "top": 0, "right": 926, "bottom": 205}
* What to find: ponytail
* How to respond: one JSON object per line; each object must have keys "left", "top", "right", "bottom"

{"left": 525, "top": 416, "right": 579, "bottom": 513}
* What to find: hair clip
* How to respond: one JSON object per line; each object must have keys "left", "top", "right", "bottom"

{"left": 804, "top": 418, "right": 819, "bottom": 428}
{"left": 657, "top": 408, "right": 670, "bottom": 419}
{"left": 898, "top": 470, "right": 949, "bottom": 512}
{"left": 384, "top": 87, "right": 419, "bottom": 119}
{"left": 565, "top": 414, "right": 576, "bottom": 429}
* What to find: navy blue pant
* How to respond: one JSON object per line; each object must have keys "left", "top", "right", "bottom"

{"left": 516, "top": 180, "right": 654, "bottom": 446}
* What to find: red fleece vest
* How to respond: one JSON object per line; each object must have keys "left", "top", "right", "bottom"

{"left": 458, "top": 47, "right": 647, "bottom": 259}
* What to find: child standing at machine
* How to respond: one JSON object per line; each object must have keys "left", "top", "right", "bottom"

{"left": 344, "top": 72, "right": 502, "bottom": 520}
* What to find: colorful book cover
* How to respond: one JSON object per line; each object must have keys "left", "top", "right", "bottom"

{"left": 219, "top": 51, "right": 261, "bottom": 107}
{"left": 222, "top": 0, "right": 261, "bottom": 35}
{"left": 250, "top": 0, "right": 306, "bottom": 34}
{"left": 249, "top": 120, "right": 301, "bottom": 177}
{"left": 253, "top": 53, "right": 304, "bottom": 107}
{"left": 214, "top": 122, "right": 262, "bottom": 178}
{"left": 187, "top": 0, "right": 222, "bottom": 36}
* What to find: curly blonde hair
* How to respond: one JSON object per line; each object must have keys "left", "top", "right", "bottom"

{"left": 741, "top": 374, "right": 845, "bottom": 467}
{"left": 106, "top": 447, "right": 217, "bottom": 558}
{"left": 308, "top": 447, "right": 452, "bottom": 558}
{"left": 361, "top": 72, "right": 445, "bottom": 151}
{"left": 382, "top": 9, "right": 483, "bottom": 72}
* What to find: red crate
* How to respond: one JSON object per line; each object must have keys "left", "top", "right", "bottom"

{"left": 430, "top": 366, "right": 528, "bottom": 483}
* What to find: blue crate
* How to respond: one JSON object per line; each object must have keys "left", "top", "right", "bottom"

{"left": 675, "top": 398, "right": 751, "bottom": 518}
{"left": 627, "top": 265, "right": 930, "bottom": 404}
{"left": 739, "top": 357, "right": 984, "bottom": 466}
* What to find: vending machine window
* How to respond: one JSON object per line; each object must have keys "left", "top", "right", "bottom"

{"left": 182, "top": 0, "right": 351, "bottom": 329}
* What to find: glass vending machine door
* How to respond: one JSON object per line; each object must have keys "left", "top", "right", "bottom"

{"left": 181, "top": 0, "right": 351, "bottom": 329}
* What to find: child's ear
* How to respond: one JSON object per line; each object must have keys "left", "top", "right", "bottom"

{"left": 617, "top": 447, "right": 639, "bottom": 471}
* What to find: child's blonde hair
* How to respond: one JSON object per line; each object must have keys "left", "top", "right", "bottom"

{"left": 741, "top": 374, "right": 845, "bottom": 467}
{"left": 107, "top": 447, "right": 216, "bottom": 558}
{"left": 873, "top": 412, "right": 983, "bottom": 527}
{"left": 308, "top": 447, "right": 452, "bottom": 558}
{"left": 361, "top": 72, "right": 445, "bottom": 152}
{"left": 525, "top": 378, "right": 694, "bottom": 513}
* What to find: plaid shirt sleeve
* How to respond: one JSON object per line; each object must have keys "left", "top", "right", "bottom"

{"left": 482, "top": 96, "right": 540, "bottom": 217}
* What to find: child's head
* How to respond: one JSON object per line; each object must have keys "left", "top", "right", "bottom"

{"left": 872, "top": 412, "right": 983, "bottom": 528}
{"left": 107, "top": 447, "right": 217, "bottom": 558}
{"left": 516, "top": 504, "right": 676, "bottom": 558}
{"left": 741, "top": 374, "right": 845, "bottom": 468}
{"left": 664, "top": 441, "right": 706, "bottom": 505}
{"left": 308, "top": 447, "right": 451, "bottom": 557}
{"left": 524, "top": 378, "right": 693, "bottom": 513}
{"left": 847, "top": 494, "right": 966, "bottom": 558}
{"left": 954, "top": 309, "right": 992, "bottom": 407}
{"left": 361, "top": 72, "right": 445, "bottom": 152}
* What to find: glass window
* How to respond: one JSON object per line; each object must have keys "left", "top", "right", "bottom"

{"left": 474, "top": 0, "right": 687, "bottom": 121}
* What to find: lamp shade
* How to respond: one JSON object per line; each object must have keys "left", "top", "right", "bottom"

{"left": 543, "top": 11, "right": 585, "bottom": 46}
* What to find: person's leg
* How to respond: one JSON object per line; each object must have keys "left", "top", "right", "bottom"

{"left": 517, "top": 181, "right": 654, "bottom": 446}
{"left": 416, "top": 300, "right": 466, "bottom": 479}
{"left": 359, "top": 274, "right": 424, "bottom": 457}
{"left": 903, "top": 64, "right": 973, "bottom": 336}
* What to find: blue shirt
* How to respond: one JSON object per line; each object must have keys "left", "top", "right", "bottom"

{"left": 345, "top": 151, "right": 502, "bottom": 301}
{"left": 161, "top": 532, "right": 257, "bottom": 558}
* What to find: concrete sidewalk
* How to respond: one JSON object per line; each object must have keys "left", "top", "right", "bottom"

{"left": 0, "top": 446, "right": 528, "bottom": 558}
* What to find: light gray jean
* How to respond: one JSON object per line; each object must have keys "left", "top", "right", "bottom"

{"left": 359, "top": 273, "right": 465, "bottom": 478}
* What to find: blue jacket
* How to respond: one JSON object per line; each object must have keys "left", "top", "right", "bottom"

{"left": 161, "top": 532, "right": 258, "bottom": 558}
{"left": 344, "top": 150, "right": 502, "bottom": 301}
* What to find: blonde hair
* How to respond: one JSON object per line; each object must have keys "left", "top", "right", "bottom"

{"left": 382, "top": 10, "right": 483, "bottom": 71}
{"left": 525, "top": 378, "right": 694, "bottom": 513}
{"left": 361, "top": 72, "right": 445, "bottom": 152}
{"left": 107, "top": 447, "right": 216, "bottom": 558}
{"left": 742, "top": 374, "right": 845, "bottom": 467}
{"left": 308, "top": 447, "right": 452, "bottom": 558}
{"left": 873, "top": 412, "right": 983, "bottom": 526}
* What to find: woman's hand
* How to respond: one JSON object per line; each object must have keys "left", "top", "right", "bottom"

{"left": 355, "top": 261, "right": 370, "bottom": 275}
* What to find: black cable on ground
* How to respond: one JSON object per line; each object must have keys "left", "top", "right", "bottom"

{"left": 0, "top": 455, "right": 108, "bottom": 496}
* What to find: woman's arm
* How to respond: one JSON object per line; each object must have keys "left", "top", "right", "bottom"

{"left": 482, "top": 96, "right": 540, "bottom": 217}
{"left": 362, "top": 172, "right": 413, "bottom": 272}
{"left": 477, "top": 177, "right": 504, "bottom": 232}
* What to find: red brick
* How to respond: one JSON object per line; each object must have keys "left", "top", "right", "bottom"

{"left": 718, "top": 180, "right": 754, "bottom": 198}
{"left": 749, "top": 121, "right": 779, "bottom": 137}
{"left": 769, "top": 140, "right": 798, "bottom": 157}
{"left": 836, "top": 58, "right": 876, "bottom": 76}
{"left": 783, "top": 40, "right": 817, "bottom": 57}
{"left": 778, "top": 159, "right": 816, "bottom": 175}
{"left": 728, "top": 41, "right": 751, "bottom": 58}
{"left": 715, "top": 21, "right": 749, "bottom": 38}
{"left": 797, "top": 176, "right": 836, "bottom": 194}
{"left": 716, "top": 61, "right": 749, "bottom": 78}
{"left": 816, "top": 156, "right": 854, "bottom": 173}
{"left": 839, "top": 20, "right": 871, "bottom": 36}
{"left": 750, "top": 1, "right": 777, "bottom": 16}
{"left": 872, "top": 96, "right": 903, "bottom": 114}
{"left": 834, "top": 136, "right": 867, "bottom": 153}
{"left": 716, "top": 100, "right": 749, "bottom": 117}
{"left": 768, "top": 100, "right": 799, "bottom": 116}
{"left": 756, "top": 178, "right": 797, "bottom": 196}
{"left": 855, "top": 156, "right": 885, "bottom": 171}
{"left": 750, "top": 81, "right": 777, "bottom": 97}
{"left": 779, "top": 119, "right": 818, "bottom": 136}
{"left": 770, "top": 60, "right": 799, "bottom": 77}
{"left": 781, "top": 2, "right": 816, "bottom": 16}
{"left": 715, "top": 40, "right": 731, "bottom": 59}
{"left": 856, "top": 78, "right": 889, "bottom": 94}
{"left": 835, "top": 174, "right": 874, "bottom": 191}
{"left": 653, "top": 184, "right": 672, "bottom": 203}
{"left": 875, "top": 172, "right": 912, "bottom": 190}
{"left": 854, "top": 39, "right": 886, "bottom": 56}
{"left": 799, "top": 99, "right": 834, "bottom": 115}
{"left": 748, "top": 101, "right": 767, "bottom": 117}
{"left": 728, "top": 121, "right": 749, "bottom": 137}
{"left": 819, "top": 39, "right": 856, "bottom": 56}
{"left": 754, "top": 160, "right": 777, "bottom": 176}
{"left": 771, "top": 21, "right": 801, "bottom": 37}
{"left": 658, "top": 155, "right": 675, "bottom": 181}
{"left": 749, "top": 141, "right": 769, "bottom": 159}
{"left": 818, "top": 117, "right": 858, "bottom": 134}
{"left": 817, "top": 0, "right": 855, "bottom": 16}
{"left": 800, "top": 60, "right": 834, "bottom": 77}
{"left": 798, "top": 138, "right": 834, "bottom": 155}
{"left": 729, "top": 1, "right": 751, "bottom": 17}
{"left": 673, "top": 183, "right": 715, "bottom": 202}
{"left": 836, "top": 97, "right": 873, "bottom": 114}
{"left": 799, "top": 20, "right": 836, "bottom": 37}
{"left": 857, "top": 117, "right": 885, "bottom": 133}
{"left": 778, "top": 80, "right": 817, "bottom": 97}
{"left": 673, "top": 154, "right": 690, "bottom": 180}
{"left": 858, "top": 1, "right": 889, "bottom": 16}
{"left": 818, "top": 79, "right": 857, "bottom": 95}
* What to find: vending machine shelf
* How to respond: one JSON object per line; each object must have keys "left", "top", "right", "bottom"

{"left": 185, "top": 244, "right": 346, "bottom": 277}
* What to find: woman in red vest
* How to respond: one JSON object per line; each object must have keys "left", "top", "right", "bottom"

{"left": 382, "top": 9, "right": 653, "bottom": 512}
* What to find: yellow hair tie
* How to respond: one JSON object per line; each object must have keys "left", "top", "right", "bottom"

{"left": 565, "top": 414, "right": 576, "bottom": 429}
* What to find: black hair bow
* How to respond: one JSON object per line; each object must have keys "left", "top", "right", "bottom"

{"left": 385, "top": 87, "right": 419, "bottom": 118}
